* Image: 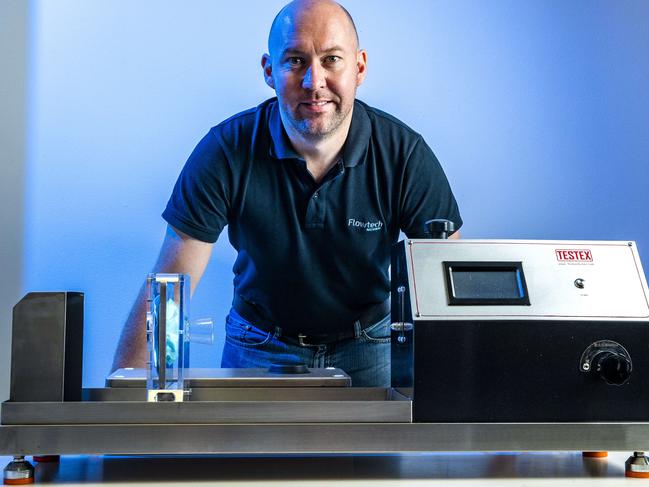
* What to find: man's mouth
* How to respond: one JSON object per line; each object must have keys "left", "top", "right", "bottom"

{"left": 299, "top": 100, "right": 333, "bottom": 113}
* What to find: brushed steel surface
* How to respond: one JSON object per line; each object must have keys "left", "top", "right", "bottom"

{"left": 107, "top": 368, "right": 352, "bottom": 388}
{"left": 1, "top": 398, "right": 411, "bottom": 424}
{"left": 82, "top": 386, "right": 396, "bottom": 402}
{"left": 2, "top": 423, "right": 649, "bottom": 455}
{"left": 406, "top": 240, "right": 649, "bottom": 320}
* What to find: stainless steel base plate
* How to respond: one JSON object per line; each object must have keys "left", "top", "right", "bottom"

{"left": 106, "top": 367, "right": 351, "bottom": 388}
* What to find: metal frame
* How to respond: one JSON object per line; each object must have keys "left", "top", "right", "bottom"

{"left": 2, "top": 386, "right": 648, "bottom": 456}
{"left": 2, "top": 422, "right": 649, "bottom": 456}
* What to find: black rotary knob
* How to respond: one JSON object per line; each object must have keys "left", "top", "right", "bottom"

{"left": 424, "top": 219, "right": 455, "bottom": 239}
{"left": 592, "top": 351, "right": 632, "bottom": 386}
{"left": 580, "top": 340, "right": 633, "bottom": 386}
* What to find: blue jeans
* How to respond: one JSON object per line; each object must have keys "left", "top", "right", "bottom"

{"left": 221, "top": 308, "right": 391, "bottom": 387}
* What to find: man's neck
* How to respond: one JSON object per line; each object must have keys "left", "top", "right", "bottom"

{"left": 284, "top": 110, "right": 353, "bottom": 184}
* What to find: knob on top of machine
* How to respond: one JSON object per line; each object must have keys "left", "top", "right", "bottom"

{"left": 424, "top": 219, "right": 455, "bottom": 239}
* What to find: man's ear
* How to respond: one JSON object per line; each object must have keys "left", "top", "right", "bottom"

{"left": 261, "top": 54, "right": 275, "bottom": 89}
{"left": 356, "top": 49, "right": 367, "bottom": 87}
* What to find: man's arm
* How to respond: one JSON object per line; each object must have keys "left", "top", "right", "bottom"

{"left": 111, "top": 225, "right": 214, "bottom": 371}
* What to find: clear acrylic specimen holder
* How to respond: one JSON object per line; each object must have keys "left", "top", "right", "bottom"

{"left": 146, "top": 273, "right": 190, "bottom": 402}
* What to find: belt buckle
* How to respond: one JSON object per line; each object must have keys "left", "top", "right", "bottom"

{"left": 297, "top": 334, "right": 315, "bottom": 347}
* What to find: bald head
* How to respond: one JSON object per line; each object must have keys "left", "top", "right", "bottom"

{"left": 261, "top": 0, "right": 367, "bottom": 141}
{"left": 268, "top": 0, "right": 359, "bottom": 57}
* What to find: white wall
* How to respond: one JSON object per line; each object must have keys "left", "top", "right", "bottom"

{"left": 14, "top": 0, "right": 649, "bottom": 388}
{"left": 0, "top": 0, "right": 28, "bottom": 401}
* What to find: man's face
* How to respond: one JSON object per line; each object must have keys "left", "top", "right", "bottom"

{"left": 262, "top": 3, "right": 367, "bottom": 140}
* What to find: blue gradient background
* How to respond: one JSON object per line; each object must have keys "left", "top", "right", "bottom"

{"left": 22, "top": 1, "right": 649, "bottom": 387}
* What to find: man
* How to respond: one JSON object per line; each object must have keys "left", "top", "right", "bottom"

{"left": 112, "top": 0, "right": 462, "bottom": 387}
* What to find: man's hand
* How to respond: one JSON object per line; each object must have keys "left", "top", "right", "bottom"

{"left": 110, "top": 225, "right": 213, "bottom": 371}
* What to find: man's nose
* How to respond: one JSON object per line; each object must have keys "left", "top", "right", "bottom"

{"left": 302, "top": 63, "right": 325, "bottom": 90}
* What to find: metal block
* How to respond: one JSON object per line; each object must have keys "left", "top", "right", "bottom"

{"left": 10, "top": 292, "right": 83, "bottom": 402}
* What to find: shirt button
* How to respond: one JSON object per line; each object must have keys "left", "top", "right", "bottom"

{"left": 313, "top": 192, "right": 319, "bottom": 199}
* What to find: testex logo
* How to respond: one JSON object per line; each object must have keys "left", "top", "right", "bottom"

{"left": 555, "top": 249, "right": 593, "bottom": 262}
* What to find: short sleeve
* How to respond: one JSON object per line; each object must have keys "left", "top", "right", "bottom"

{"left": 399, "top": 137, "right": 463, "bottom": 238}
{"left": 162, "top": 130, "right": 232, "bottom": 243}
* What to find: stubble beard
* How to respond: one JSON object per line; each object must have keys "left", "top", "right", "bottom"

{"left": 287, "top": 100, "right": 353, "bottom": 140}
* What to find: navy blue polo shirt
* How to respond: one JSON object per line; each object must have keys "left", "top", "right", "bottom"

{"left": 163, "top": 97, "right": 462, "bottom": 334}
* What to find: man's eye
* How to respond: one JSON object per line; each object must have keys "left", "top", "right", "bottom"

{"left": 325, "top": 56, "right": 340, "bottom": 63}
{"left": 288, "top": 57, "right": 303, "bottom": 66}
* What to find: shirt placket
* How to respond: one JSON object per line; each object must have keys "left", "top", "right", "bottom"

{"left": 304, "top": 161, "right": 345, "bottom": 230}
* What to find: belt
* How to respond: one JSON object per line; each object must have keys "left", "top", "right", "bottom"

{"left": 232, "top": 295, "right": 391, "bottom": 346}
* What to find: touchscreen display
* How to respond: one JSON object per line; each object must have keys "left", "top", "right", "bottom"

{"left": 451, "top": 269, "right": 522, "bottom": 299}
{"left": 444, "top": 262, "right": 530, "bottom": 305}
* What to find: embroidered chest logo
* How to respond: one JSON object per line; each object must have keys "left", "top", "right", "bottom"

{"left": 348, "top": 218, "right": 384, "bottom": 232}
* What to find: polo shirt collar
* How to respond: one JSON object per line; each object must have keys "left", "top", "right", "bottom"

{"left": 268, "top": 98, "right": 372, "bottom": 168}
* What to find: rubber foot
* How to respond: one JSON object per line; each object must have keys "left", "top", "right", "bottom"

{"left": 32, "top": 455, "right": 59, "bottom": 463}
{"left": 626, "top": 471, "right": 649, "bottom": 478}
{"left": 582, "top": 451, "right": 608, "bottom": 458}
{"left": 3, "top": 479, "right": 34, "bottom": 485}
{"left": 3, "top": 458, "right": 34, "bottom": 486}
